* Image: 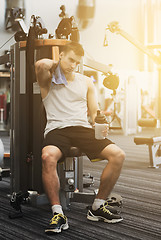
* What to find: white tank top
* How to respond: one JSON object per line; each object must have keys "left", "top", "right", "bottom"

{"left": 43, "top": 72, "right": 91, "bottom": 136}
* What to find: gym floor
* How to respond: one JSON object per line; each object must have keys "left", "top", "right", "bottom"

{"left": 0, "top": 133, "right": 161, "bottom": 240}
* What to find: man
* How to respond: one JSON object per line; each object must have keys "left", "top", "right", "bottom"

{"left": 35, "top": 42, "right": 125, "bottom": 234}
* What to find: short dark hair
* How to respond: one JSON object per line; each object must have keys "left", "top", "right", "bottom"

{"left": 61, "top": 41, "right": 84, "bottom": 57}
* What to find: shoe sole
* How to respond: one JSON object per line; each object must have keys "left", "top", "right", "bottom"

{"left": 45, "top": 223, "right": 69, "bottom": 234}
{"left": 87, "top": 211, "right": 123, "bottom": 223}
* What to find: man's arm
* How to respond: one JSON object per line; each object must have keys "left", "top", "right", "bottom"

{"left": 86, "top": 77, "right": 99, "bottom": 125}
{"left": 35, "top": 58, "right": 58, "bottom": 98}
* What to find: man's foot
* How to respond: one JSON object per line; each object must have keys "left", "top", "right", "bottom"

{"left": 87, "top": 203, "right": 123, "bottom": 223}
{"left": 88, "top": 201, "right": 119, "bottom": 215}
{"left": 45, "top": 212, "right": 69, "bottom": 234}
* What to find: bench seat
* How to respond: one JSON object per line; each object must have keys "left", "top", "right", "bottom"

{"left": 134, "top": 136, "right": 161, "bottom": 145}
{"left": 134, "top": 136, "right": 161, "bottom": 168}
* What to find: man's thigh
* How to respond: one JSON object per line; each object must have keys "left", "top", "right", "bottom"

{"left": 70, "top": 127, "right": 114, "bottom": 160}
{"left": 42, "top": 128, "right": 72, "bottom": 159}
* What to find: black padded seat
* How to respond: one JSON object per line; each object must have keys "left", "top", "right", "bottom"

{"left": 68, "top": 147, "right": 83, "bottom": 157}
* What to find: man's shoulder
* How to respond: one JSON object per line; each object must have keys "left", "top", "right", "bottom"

{"left": 75, "top": 72, "right": 92, "bottom": 82}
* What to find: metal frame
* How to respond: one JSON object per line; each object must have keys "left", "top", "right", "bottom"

{"left": 148, "top": 144, "right": 161, "bottom": 168}
{"left": 10, "top": 42, "right": 52, "bottom": 194}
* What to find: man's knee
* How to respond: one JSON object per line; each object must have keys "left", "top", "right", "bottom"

{"left": 101, "top": 144, "right": 125, "bottom": 166}
{"left": 114, "top": 148, "right": 125, "bottom": 165}
{"left": 42, "top": 146, "right": 62, "bottom": 166}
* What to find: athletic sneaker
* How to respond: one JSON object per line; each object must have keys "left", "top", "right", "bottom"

{"left": 45, "top": 212, "right": 69, "bottom": 234}
{"left": 87, "top": 202, "right": 119, "bottom": 215}
{"left": 87, "top": 203, "right": 123, "bottom": 223}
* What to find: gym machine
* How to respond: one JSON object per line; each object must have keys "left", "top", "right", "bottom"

{"left": 7, "top": 40, "right": 122, "bottom": 215}
{"left": 0, "top": 15, "right": 123, "bottom": 216}
{"left": 106, "top": 21, "right": 161, "bottom": 168}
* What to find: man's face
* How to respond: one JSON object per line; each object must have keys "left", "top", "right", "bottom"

{"left": 59, "top": 50, "right": 82, "bottom": 74}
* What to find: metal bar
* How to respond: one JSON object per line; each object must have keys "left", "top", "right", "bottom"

{"left": 107, "top": 22, "right": 161, "bottom": 65}
{"left": 118, "top": 28, "right": 160, "bottom": 65}
{"left": 148, "top": 144, "right": 154, "bottom": 167}
{"left": 0, "top": 53, "right": 10, "bottom": 65}
{"left": 84, "top": 57, "right": 112, "bottom": 73}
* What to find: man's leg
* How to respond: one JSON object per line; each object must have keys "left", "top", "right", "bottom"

{"left": 42, "top": 145, "right": 69, "bottom": 233}
{"left": 96, "top": 144, "right": 125, "bottom": 200}
{"left": 42, "top": 145, "right": 62, "bottom": 205}
{"left": 87, "top": 144, "right": 125, "bottom": 223}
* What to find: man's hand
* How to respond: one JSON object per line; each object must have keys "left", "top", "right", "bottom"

{"left": 102, "top": 124, "right": 109, "bottom": 138}
{"left": 93, "top": 122, "right": 109, "bottom": 138}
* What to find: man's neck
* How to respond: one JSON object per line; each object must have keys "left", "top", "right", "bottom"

{"left": 64, "top": 72, "right": 75, "bottom": 82}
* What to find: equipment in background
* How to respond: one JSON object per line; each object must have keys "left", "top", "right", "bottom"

{"left": 14, "top": 15, "right": 47, "bottom": 42}
{"left": 55, "top": 5, "right": 80, "bottom": 42}
{"left": 138, "top": 118, "right": 157, "bottom": 128}
{"left": 134, "top": 117, "right": 161, "bottom": 168}
{"left": 5, "top": 0, "right": 25, "bottom": 32}
{"left": 5, "top": 7, "right": 25, "bottom": 31}
{"left": 106, "top": 21, "right": 161, "bottom": 127}
{"left": 108, "top": 90, "right": 122, "bottom": 130}
{"left": 103, "top": 71, "right": 119, "bottom": 91}
{"left": 134, "top": 136, "right": 161, "bottom": 168}
{"left": 31, "top": 16, "right": 48, "bottom": 38}
{"left": 9, "top": 191, "right": 29, "bottom": 219}
{"left": 76, "top": 0, "right": 95, "bottom": 30}
{"left": 102, "top": 70, "right": 122, "bottom": 130}
{"left": 138, "top": 89, "right": 156, "bottom": 127}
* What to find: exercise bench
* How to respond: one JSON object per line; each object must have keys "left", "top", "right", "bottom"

{"left": 58, "top": 146, "right": 122, "bottom": 210}
{"left": 58, "top": 146, "right": 98, "bottom": 210}
{"left": 134, "top": 136, "right": 161, "bottom": 168}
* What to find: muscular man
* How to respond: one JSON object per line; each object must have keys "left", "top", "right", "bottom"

{"left": 35, "top": 42, "right": 125, "bottom": 234}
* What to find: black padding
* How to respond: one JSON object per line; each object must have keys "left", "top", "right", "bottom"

{"left": 68, "top": 147, "right": 82, "bottom": 157}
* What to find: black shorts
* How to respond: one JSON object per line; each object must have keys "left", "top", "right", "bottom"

{"left": 42, "top": 126, "right": 114, "bottom": 161}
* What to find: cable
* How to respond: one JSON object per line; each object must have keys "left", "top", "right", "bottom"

{"left": 0, "top": 34, "right": 15, "bottom": 50}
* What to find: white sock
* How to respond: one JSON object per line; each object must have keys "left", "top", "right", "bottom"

{"left": 51, "top": 205, "right": 64, "bottom": 215}
{"left": 92, "top": 198, "right": 106, "bottom": 211}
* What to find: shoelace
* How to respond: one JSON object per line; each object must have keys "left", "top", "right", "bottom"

{"left": 100, "top": 205, "right": 113, "bottom": 215}
{"left": 104, "top": 201, "right": 115, "bottom": 210}
{"left": 50, "top": 214, "right": 65, "bottom": 225}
